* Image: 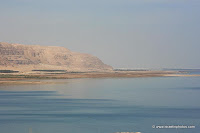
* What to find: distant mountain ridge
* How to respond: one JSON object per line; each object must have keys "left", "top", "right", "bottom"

{"left": 0, "top": 42, "right": 113, "bottom": 72}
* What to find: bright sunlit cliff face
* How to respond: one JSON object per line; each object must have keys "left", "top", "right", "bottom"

{"left": 0, "top": 42, "right": 113, "bottom": 72}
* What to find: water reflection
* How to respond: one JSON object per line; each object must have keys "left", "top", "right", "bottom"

{"left": 0, "top": 77, "right": 200, "bottom": 133}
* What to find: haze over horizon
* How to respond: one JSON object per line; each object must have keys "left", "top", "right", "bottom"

{"left": 0, "top": 0, "right": 200, "bottom": 69}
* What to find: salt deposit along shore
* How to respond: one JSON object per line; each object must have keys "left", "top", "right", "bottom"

{"left": 0, "top": 70, "right": 199, "bottom": 85}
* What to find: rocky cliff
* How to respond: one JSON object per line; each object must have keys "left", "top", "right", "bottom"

{"left": 0, "top": 42, "right": 113, "bottom": 72}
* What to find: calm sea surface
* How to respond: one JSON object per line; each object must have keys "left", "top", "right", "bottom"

{"left": 0, "top": 76, "right": 200, "bottom": 133}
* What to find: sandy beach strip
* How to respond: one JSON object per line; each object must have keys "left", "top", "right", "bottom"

{"left": 0, "top": 71, "right": 199, "bottom": 85}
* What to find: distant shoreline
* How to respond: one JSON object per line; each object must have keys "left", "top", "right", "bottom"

{"left": 1, "top": 71, "right": 200, "bottom": 85}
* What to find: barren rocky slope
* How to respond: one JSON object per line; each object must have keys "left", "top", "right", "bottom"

{"left": 0, "top": 42, "right": 113, "bottom": 72}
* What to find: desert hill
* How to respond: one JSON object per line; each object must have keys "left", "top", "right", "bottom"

{"left": 0, "top": 42, "right": 113, "bottom": 72}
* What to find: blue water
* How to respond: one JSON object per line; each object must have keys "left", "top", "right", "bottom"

{"left": 166, "top": 69, "right": 200, "bottom": 75}
{"left": 184, "top": 70, "right": 200, "bottom": 75}
{"left": 0, "top": 77, "right": 200, "bottom": 133}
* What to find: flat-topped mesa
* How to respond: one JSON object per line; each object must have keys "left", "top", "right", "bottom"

{"left": 0, "top": 42, "right": 113, "bottom": 72}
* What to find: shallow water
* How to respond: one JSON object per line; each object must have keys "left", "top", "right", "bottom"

{"left": 0, "top": 77, "right": 200, "bottom": 133}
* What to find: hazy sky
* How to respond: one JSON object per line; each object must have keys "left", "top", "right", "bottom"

{"left": 0, "top": 0, "right": 200, "bottom": 69}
